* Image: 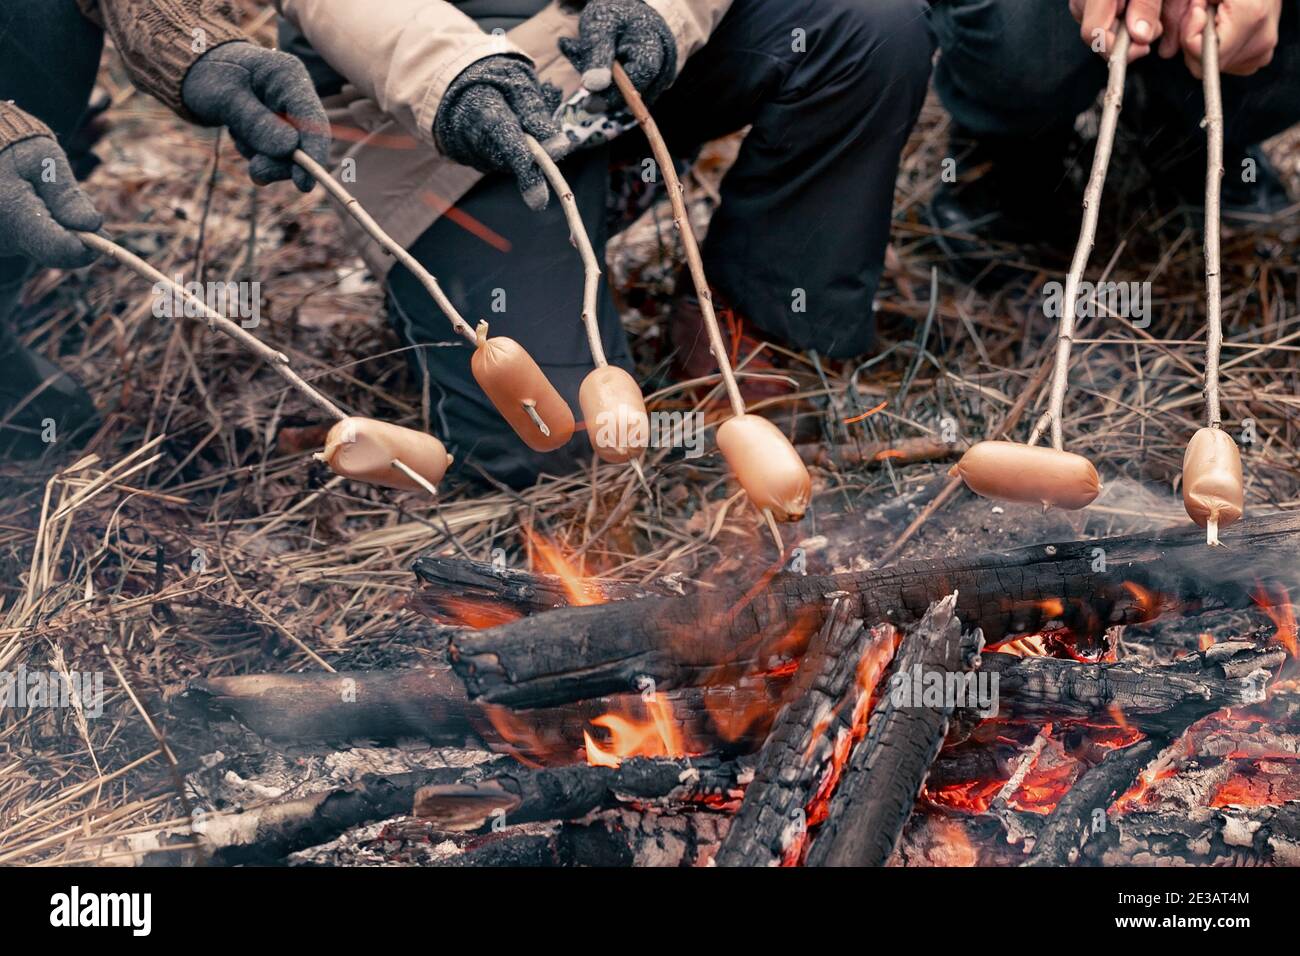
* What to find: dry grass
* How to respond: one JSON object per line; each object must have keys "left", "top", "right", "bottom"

{"left": 1, "top": 8, "right": 1298, "bottom": 864}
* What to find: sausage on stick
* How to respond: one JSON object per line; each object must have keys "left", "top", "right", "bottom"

{"left": 77, "top": 232, "right": 450, "bottom": 495}
{"left": 1182, "top": 14, "right": 1244, "bottom": 546}
{"left": 611, "top": 64, "right": 809, "bottom": 543}
{"left": 950, "top": 25, "right": 1130, "bottom": 511}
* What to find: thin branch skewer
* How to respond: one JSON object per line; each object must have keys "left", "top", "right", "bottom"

{"left": 292, "top": 149, "right": 476, "bottom": 345}
{"left": 78, "top": 232, "right": 439, "bottom": 497}
{"left": 612, "top": 63, "right": 746, "bottom": 420}
{"left": 524, "top": 135, "right": 606, "bottom": 367}
{"left": 77, "top": 231, "right": 346, "bottom": 421}
{"left": 1029, "top": 24, "right": 1131, "bottom": 450}
{"left": 1202, "top": 15, "right": 1224, "bottom": 430}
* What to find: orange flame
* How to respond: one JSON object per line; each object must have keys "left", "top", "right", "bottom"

{"left": 583, "top": 696, "right": 687, "bottom": 768}
{"left": 525, "top": 529, "right": 604, "bottom": 607}
{"left": 1121, "top": 581, "right": 1162, "bottom": 621}
{"left": 1253, "top": 587, "right": 1297, "bottom": 658}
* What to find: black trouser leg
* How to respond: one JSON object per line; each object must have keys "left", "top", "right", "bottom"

{"left": 637, "top": 0, "right": 934, "bottom": 357}
{"left": 386, "top": 145, "right": 630, "bottom": 488}
{"left": 0, "top": 0, "right": 104, "bottom": 321}
{"left": 932, "top": 0, "right": 1101, "bottom": 143}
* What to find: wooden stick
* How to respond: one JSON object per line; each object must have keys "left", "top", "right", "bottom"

{"left": 612, "top": 63, "right": 746, "bottom": 419}
{"left": 524, "top": 135, "right": 606, "bottom": 367}
{"left": 77, "top": 231, "right": 347, "bottom": 421}
{"left": 1029, "top": 23, "right": 1131, "bottom": 450}
{"left": 292, "top": 149, "right": 477, "bottom": 345}
{"left": 1202, "top": 17, "right": 1224, "bottom": 429}
{"left": 79, "top": 231, "right": 441, "bottom": 497}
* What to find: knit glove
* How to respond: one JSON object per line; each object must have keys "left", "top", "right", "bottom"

{"left": 558, "top": 0, "right": 677, "bottom": 104}
{"left": 181, "top": 42, "right": 330, "bottom": 192}
{"left": 0, "top": 137, "right": 102, "bottom": 268}
{"left": 434, "top": 56, "right": 572, "bottom": 212}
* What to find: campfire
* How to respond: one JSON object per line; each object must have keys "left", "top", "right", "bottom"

{"left": 165, "top": 512, "right": 1300, "bottom": 867}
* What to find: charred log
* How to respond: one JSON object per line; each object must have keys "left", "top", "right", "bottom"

{"left": 1118, "top": 604, "right": 1282, "bottom": 663}
{"left": 183, "top": 668, "right": 484, "bottom": 746}
{"left": 183, "top": 667, "right": 779, "bottom": 753}
{"left": 979, "top": 642, "right": 1284, "bottom": 735}
{"left": 451, "top": 513, "right": 1300, "bottom": 709}
{"left": 83, "top": 765, "right": 482, "bottom": 866}
{"left": 409, "top": 553, "right": 684, "bottom": 626}
{"left": 805, "top": 595, "right": 979, "bottom": 867}
{"left": 413, "top": 756, "right": 743, "bottom": 831}
{"left": 715, "top": 601, "right": 891, "bottom": 867}
{"left": 1082, "top": 802, "right": 1300, "bottom": 866}
{"left": 446, "top": 809, "right": 730, "bottom": 867}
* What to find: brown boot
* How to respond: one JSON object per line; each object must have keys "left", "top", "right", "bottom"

{"left": 667, "top": 288, "right": 791, "bottom": 407}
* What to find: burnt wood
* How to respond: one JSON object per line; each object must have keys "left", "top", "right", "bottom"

{"left": 1021, "top": 643, "right": 1284, "bottom": 865}
{"left": 413, "top": 756, "right": 742, "bottom": 831}
{"left": 804, "top": 594, "right": 977, "bottom": 867}
{"left": 450, "top": 513, "right": 1300, "bottom": 709}
{"left": 979, "top": 642, "right": 1285, "bottom": 735}
{"left": 715, "top": 600, "right": 888, "bottom": 867}
{"left": 184, "top": 667, "right": 780, "bottom": 752}
{"left": 409, "top": 553, "right": 682, "bottom": 626}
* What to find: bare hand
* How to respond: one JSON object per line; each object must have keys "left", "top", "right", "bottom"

{"left": 1070, "top": 0, "right": 1165, "bottom": 61}
{"left": 1180, "top": 0, "right": 1281, "bottom": 77}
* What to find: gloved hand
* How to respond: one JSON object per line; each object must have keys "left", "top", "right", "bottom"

{"left": 559, "top": 0, "right": 677, "bottom": 103}
{"left": 0, "top": 137, "right": 102, "bottom": 268}
{"left": 434, "top": 56, "right": 572, "bottom": 211}
{"left": 181, "top": 41, "right": 330, "bottom": 192}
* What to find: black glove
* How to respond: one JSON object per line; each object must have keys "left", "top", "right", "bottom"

{"left": 558, "top": 0, "right": 677, "bottom": 103}
{"left": 434, "top": 56, "right": 572, "bottom": 212}
{"left": 0, "top": 137, "right": 102, "bottom": 269}
{"left": 181, "top": 41, "right": 330, "bottom": 192}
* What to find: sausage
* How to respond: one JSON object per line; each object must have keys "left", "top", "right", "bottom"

{"left": 948, "top": 440, "right": 1100, "bottom": 510}
{"left": 317, "top": 417, "right": 451, "bottom": 492}
{"left": 470, "top": 321, "right": 575, "bottom": 452}
{"left": 716, "top": 414, "right": 812, "bottom": 521}
{"left": 579, "top": 366, "right": 649, "bottom": 464}
{"left": 1182, "top": 426, "right": 1243, "bottom": 542}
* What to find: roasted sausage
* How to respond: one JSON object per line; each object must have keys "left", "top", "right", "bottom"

{"left": 317, "top": 417, "right": 451, "bottom": 492}
{"left": 470, "top": 321, "right": 575, "bottom": 452}
{"left": 948, "top": 440, "right": 1100, "bottom": 510}
{"left": 1182, "top": 426, "right": 1243, "bottom": 543}
{"left": 579, "top": 365, "right": 650, "bottom": 464}
{"left": 716, "top": 414, "right": 812, "bottom": 521}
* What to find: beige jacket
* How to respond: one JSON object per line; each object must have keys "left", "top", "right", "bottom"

{"left": 275, "top": 0, "right": 732, "bottom": 279}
